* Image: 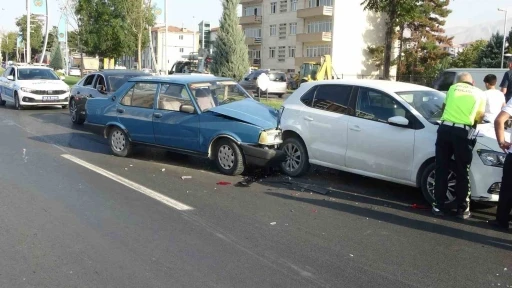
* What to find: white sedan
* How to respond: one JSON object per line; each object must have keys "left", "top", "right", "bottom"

{"left": 0, "top": 65, "right": 70, "bottom": 109}
{"left": 279, "top": 79, "right": 505, "bottom": 205}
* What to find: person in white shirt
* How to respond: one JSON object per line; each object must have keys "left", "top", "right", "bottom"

{"left": 489, "top": 99, "right": 512, "bottom": 231}
{"left": 483, "top": 74, "right": 506, "bottom": 123}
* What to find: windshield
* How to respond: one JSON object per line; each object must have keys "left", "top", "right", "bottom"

{"left": 396, "top": 90, "right": 445, "bottom": 123}
{"left": 17, "top": 68, "right": 60, "bottom": 80}
{"left": 188, "top": 80, "right": 252, "bottom": 112}
{"left": 108, "top": 75, "right": 144, "bottom": 92}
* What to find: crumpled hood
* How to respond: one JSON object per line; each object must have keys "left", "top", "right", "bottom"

{"left": 208, "top": 99, "right": 279, "bottom": 130}
{"left": 475, "top": 123, "right": 510, "bottom": 151}
{"left": 18, "top": 80, "right": 68, "bottom": 90}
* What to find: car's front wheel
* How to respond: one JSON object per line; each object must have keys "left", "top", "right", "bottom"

{"left": 0, "top": 91, "right": 5, "bottom": 106}
{"left": 420, "top": 162, "right": 457, "bottom": 208}
{"left": 108, "top": 127, "right": 132, "bottom": 157}
{"left": 14, "top": 94, "right": 23, "bottom": 110}
{"left": 214, "top": 138, "right": 245, "bottom": 175}
{"left": 69, "top": 98, "right": 85, "bottom": 125}
{"left": 280, "top": 137, "right": 310, "bottom": 177}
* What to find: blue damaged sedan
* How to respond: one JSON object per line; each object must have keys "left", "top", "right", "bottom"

{"left": 83, "top": 75, "right": 285, "bottom": 175}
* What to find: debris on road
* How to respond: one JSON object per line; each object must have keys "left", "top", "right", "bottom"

{"left": 216, "top": 181, "right": 231, "bottom": 186}
{"left": 270, "top": 222, "right": 277, "bottom": 225}
{"left": 181, "top": 176, "right": 192, "bottom": 180}
{"left": 411, "top": 204, "right": 430, "bottom": 210}
{"left": 130, "top": 164, "right": 133, "bottom": 167}
{"left": 161, "top": 168, "right": 166, "bottom": 172}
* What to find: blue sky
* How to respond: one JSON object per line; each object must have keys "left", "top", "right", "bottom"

{"left": 0, "top": 0, "right": 510, "bottom": 32}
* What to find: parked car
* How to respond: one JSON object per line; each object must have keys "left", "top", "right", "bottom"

{"left": 0, "top": 65, "right": 70, "bottom": 109}
{"left": 69, "top": 67, "right": 81, "bottom": 77}
{"left": 239, "top": 70, "right": 287, "bottom": 98}
{"left": 69, "top": 70, "right": 148, "bottom": 124}
{"left": 279, "top": 79, "right": 505, "bottom": 206}
{"left": 84, "top": 75, "right": 284, "bottom": 175}
{"left": 433, "top": 68, "right": 508, "bottom": 92}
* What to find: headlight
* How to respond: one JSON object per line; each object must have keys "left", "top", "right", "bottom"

{"left": 258, "top": 129, "right": 282, "bottom": 145}
{"left": 20, "top": 87, "right": 35, "bottom": 93}
{"left": 477, "top": 149, "right": 506, "bottom": 167}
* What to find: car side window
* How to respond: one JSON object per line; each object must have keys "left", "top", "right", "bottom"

{"left": 157, "top": 83, "right": 193, "bottom": 112}
{"left": 83, "top": 74, "right": 96, "bottom": 87}
{"left": 120, "top": 82, "right": 158, "bottom": 109}
{"left": 355, "top": 88, "right": 408, "bottom": 124}
{"left": 311, "top": 84, "right": 352, "bottom": 115}
{"left": 95, "top": 75, "right": 107, "bottom": 92}
{"left": 300, "top": 86, "right": 317, "bottom": 107}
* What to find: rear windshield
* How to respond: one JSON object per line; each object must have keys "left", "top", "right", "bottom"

{"left": 269, "top": 72, "right": 286, "bottom": 82}
{"left": 108, "top": 75, "right": 144, "bottom": 92}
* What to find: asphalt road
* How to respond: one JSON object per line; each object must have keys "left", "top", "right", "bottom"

{"left": 0, "top": 104, "right": 510, "bottom": 288}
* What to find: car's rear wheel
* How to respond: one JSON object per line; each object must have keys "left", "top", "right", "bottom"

{"left": 215, "top": 138, "right": 244, "bottom": 175}
{"left": 109, "top": 127, "right": 132, "bottom": 157}
{"left": 70, "top": 98, "right": 85, "bottom": 125}
{"left": 420, "top": 162, "right": 457, "bottom": 208}
{"left": 14, "top": 94, "right": 23, "bottom": 110}
{"left": 280, "top": 137, "right": 310, "bottom": 177}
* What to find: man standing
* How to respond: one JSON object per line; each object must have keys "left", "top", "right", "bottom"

{"left": 499, "top": 59, "right": 512, "bottom": 102}
{"left": 433, "top": 72, "right": 486, "bottom": 219}
{"left": 483, "top": 74, "right": 506, "bottom": 123}
{"left": 489, "top": 103, "right": 512, "bottom": 231}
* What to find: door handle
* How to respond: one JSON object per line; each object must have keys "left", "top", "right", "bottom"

{"left": 304, "top": 116, "right": 314, "bottom": 121}
{"left": 349, "top": 125, "right": 361, "bottom": 132}
{"left": 153, "top": 113, "right": 162, "bottom": 118}
{"left": 117, "top": 108, "right": 125, "bottom": 114}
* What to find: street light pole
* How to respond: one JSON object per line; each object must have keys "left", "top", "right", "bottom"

{"left": 26, "top": 0, "right": 31, "bottom": 63}
{"left": 499, "top": 8, "right": 508, "bottom": 68}
{"left": 164, "top": 0, "right": 168, "bottom": 74}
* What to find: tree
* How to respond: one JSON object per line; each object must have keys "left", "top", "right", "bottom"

{"left": 211, "top": 0, "right": 249, "bottom": 81}
{"left": 361, "top": 0, "right": 420, "bottom": 79}
{"left": 76, "top": 0, "right": 135, "bottom": 59}
{"left": 15, "top": 14, "right": 44, "bottom": 56}
{"left": 1, "top": 32, "right": 17, "bottom": 61}
{"left": 451, "top": 40, "right": 487, "bottom": 68}
{"left": 476, "top": 32, "right": 504, "bottom": 68}
{"left": 49, "top": 43, "right": 64, "bottom": 70}
{"left": 124, "top": 0, "right": 155, "bottom": 70}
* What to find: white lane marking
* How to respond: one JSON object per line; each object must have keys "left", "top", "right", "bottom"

{"left": 61, "top": 154, "right": 194, "bottom": 211}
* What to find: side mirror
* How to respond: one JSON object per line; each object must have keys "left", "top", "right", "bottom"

{"left": 6, "top": 75, "right": 14, "bottom": 81}
{"left": 388, "top": 116, "right": 409, "bottom": 127}
{"left": 60, "top": 76, "right": 65, "bottom": 80}
{"left": 180, "top": 104, "right": 196, "bottom": 114}
{"left": 97, "top": 85, "right": 107, "bottom": 94}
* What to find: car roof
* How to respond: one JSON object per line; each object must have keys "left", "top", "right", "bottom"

{"left": 14, "top": 65, "right": 52, "bottom": 70}
{"left": 128, "top": 75, "right": 233, "bottom": 84}
{"left": 300, "top": 79, "right": 437, "bottom": 93}
{"left": 97, "top": 70, "right": 148, "bottom": 76}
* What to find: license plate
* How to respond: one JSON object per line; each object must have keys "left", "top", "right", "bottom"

{"left": 42, "top": 96, "right": 59, "bottom": 102}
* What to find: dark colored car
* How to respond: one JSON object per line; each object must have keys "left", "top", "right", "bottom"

{"left": 69, "top": 70, "right": 147, "bottom": 124}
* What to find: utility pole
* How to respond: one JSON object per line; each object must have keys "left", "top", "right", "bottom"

{"left": 26, "top": 0, "right": 31, "bottom": 63}
{"left": 163, "top": 0, "right": 168, "bottom": 75}
{"left": 499, "top": 8, "right": 509, "bottom": 68}
{"left": 40, "top": 0, "right": 49, "bottom": 64}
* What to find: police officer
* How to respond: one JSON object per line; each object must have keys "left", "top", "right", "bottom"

{"left": 433, "top": 72, "right": 486, "bottom": 219}
{"left": 488, "top": 101, "right": 512, "bottom": 231}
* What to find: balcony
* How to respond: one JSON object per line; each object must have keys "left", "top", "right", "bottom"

{"left": 250, "top": 58, "right": 261, "bottom": 66}
{"left": 240, "top": 0, "right": 262, "bottom": 3}
{"left": 239, "top": 15, "right": 262, "bottom": 25}
{"left": 295, "top": 56, "right": 323, "bottom": 67}
{"left": 245, "top": 37, "right": 262, "bottom": 46}
{"left": 297, "top": 5, "right": 333, "bottom": 18}
{"left": 296, "top": 32, "right": 332, "bottom": 42}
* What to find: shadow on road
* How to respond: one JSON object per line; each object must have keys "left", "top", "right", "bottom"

{"left": 265, "top": 191, "right": 512, "bottom": 251}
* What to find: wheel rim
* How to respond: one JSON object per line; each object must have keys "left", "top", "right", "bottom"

{"left": 70, "top": 100, "right": 77, "bottom": 121}
{"left": 283, "top": 143, "right": 302, "bottom": 172}
{"left": 111, "top": 130, "right": 126, "bottom": 152}
{"left": 426, "top": 169, "right": 456, "bottom": 203}
{"left": 218, "top": 145, "right": 235, "bottom": 170}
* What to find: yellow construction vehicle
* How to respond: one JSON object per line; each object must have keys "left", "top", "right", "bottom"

{"left": 296, "top": 55, "right": 333, "bottom": 87}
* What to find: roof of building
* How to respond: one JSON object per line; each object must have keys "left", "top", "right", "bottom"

{"left": 128, "top": 75, "right": 233, "bottom": 84}
{"left": 151, "top": 25, "right": 196, "bottom": 33}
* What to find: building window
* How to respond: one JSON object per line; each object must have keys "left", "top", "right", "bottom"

{"left": 249, "top": 49, "right": 261, "bottom": 59}
{"left": 179, "top": 35, "right": 184, "bottom": 40}
{"left": 289, "top": 23, "right": 297, "bottom": 35}
{"left": 291, "top": 0, "right": 297, "bottom": 11}
{"left": 245, "top": 28, "right": 262, "bottom": 38}
{"left": 179, "top": 48, "right": 184, "bottom": 53}
{"left": 307, "top": 20, "right": 332, "bottom": 33}
{"left": 269, "top": 47, "right": 276, "bottom": 58}
{"left": 308, "top": 0, "right": 333, "bottom": 8}
{"left": 288, "top": 46, "right": 296, "bottom": 57}
{"left": 244, "top": 6, "right": 261, "bottom": 16}
{"left": 270, "top": 2, "right": 277, "bottom": 14}
{"left": 280, "top": 0, "right": 288, "bottom": 13}
{"left": 279, "top": 23, "right": 287, "bottom": 39}
{"left": 278, "top": 46, "right": 286, "bottom": 62}
{"left": 270, "top": 25, "right": 277, "bottom": 36}
{"left": 305, "top": 45, "right": 331, "bottom": 57}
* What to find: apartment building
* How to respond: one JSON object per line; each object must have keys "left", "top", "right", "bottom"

{"left": 239, "top": 0, "right": 387, "bottom": 77}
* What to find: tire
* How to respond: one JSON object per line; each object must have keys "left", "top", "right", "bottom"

{"left": 214, "top": 138, "right": 245, "bottom": 175}
{"left": 420, "top": 162, "right": 457, "bottom": 208}
{"left": 280, "top": 137, "right": 310, "bottom": 177}
{"left": 277, "top": 94, "right": 284, "bottom": 98}
{"left": 0, "top": 93, "right": 5, "bottom": 106}
{"left": 108, "top": 127, "right": 132, "bottom": 157}
{"left": 69, "top": 98, "right": 85, "bottom": 125}
{"left": 14, "top": 94, "right": 23, "bottom": 110}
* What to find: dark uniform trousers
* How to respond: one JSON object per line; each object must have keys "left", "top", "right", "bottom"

{"left": 434, "top": 124, "right": 474, "bottom": 211}
{"left": 496, "top": 154, "right": 512, "bottom": 225}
